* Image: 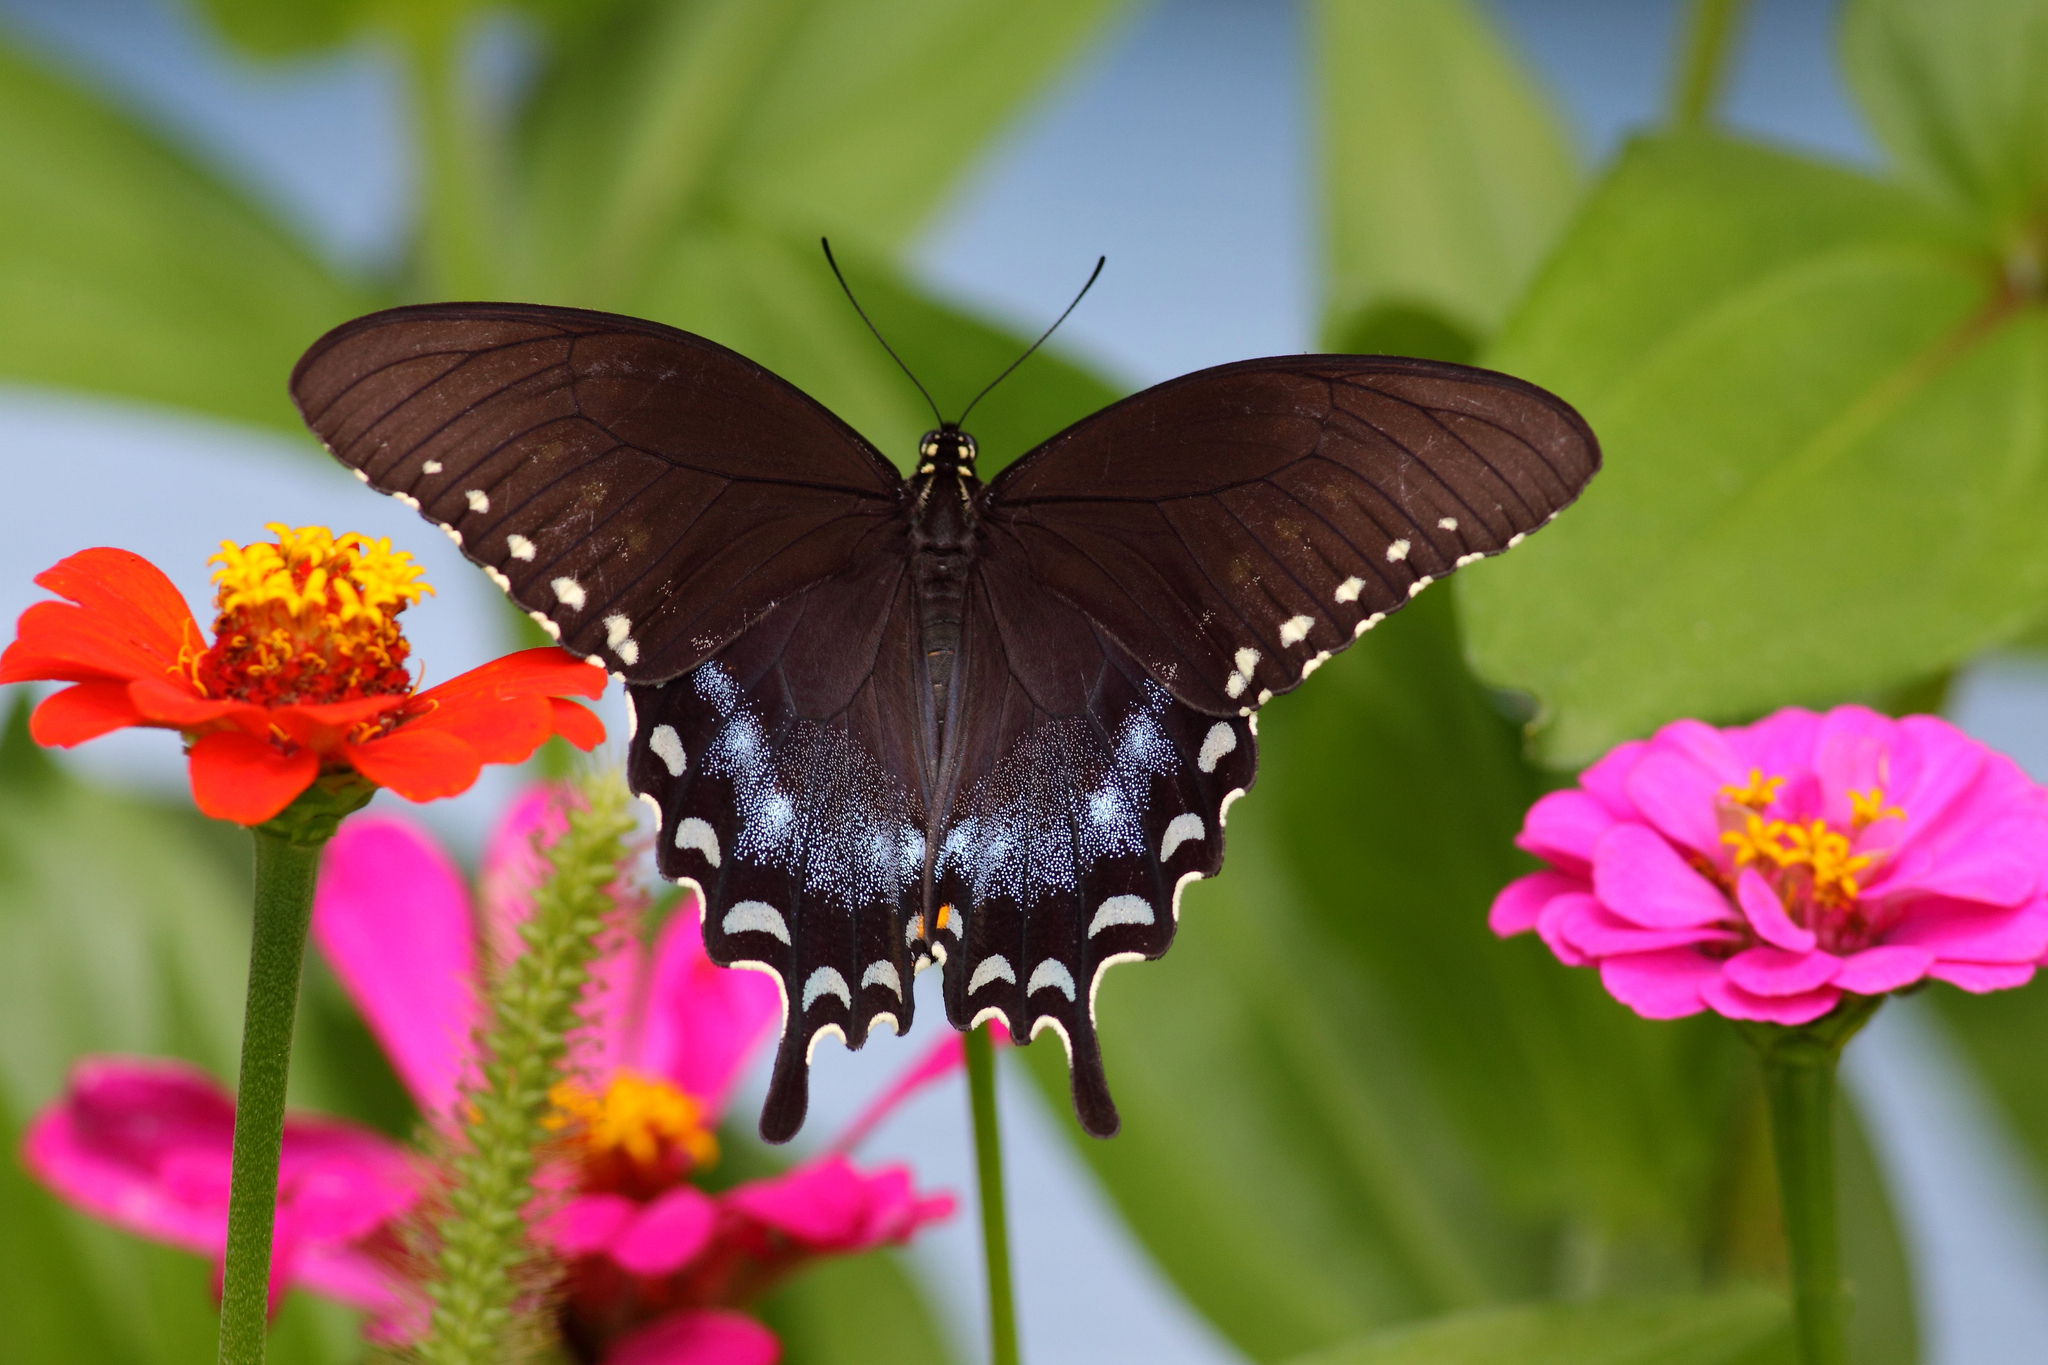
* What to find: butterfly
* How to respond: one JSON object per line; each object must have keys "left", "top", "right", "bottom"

{"left": 291, "top": 298, "right": 1599, "bottom": 1142}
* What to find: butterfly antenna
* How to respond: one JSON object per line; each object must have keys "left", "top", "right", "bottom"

{"left": 955, "top": 255, "right": 1106, "bottom": 427}
{"left": 822, "top": 237, "right": 944, "bottom": 427}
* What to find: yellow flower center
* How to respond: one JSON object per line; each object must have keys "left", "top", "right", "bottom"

{"left": 1716, "top": 773, "right": 1906, "bottom": 948}
{"left": 548, "top": 1072, "right": 717, "bottom": 1197}
{"left": 187, "top": 524, "right": 432, "bottom": 707}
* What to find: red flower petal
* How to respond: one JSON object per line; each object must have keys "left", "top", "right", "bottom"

{"left": 0, "top": 548, "right": 198, "bottom": 684}
{"left": 416, "top": 647, "right": 607, "bottom": 705}
{"left": 404, "top": 693, "right": 554, "bottom": 766}
{"left": 30, "top": 682, "right": 149, "bottom": 746}
{"left": 188, "top": 731, "right": 320, "bottom": 825}
{"left": 128, "top": 676, "right": 251, "bottom": 729}
{"left": 548, "top": 697, "right": 606, "bottom": 751}
{"left": 344, "top": 728, "right": 482, "bottom": 802}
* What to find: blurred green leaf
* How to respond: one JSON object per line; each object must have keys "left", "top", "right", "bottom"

{"left": 1842, "top": 0, "right": 2048, "bottom": 229}
{"left": 0, "top": 37, "right": 377, "bottom": 431}
{"left": 628, "top": 229, "right": 1119, "bottom": 474}
{"left": 1314, "top": 0, "right": 1580, "bottom": 343}
{"left": 1280, "top": 1289, "right": 1792, "bottom": 1365}
{"left": 757, "top": 1250, "right": 958, "bottom": 1365}
{"left": 1024, "top": 594, "right": 1758, "bottom": 1360}
{"left": 1464, "top": 134, "right": 2041, "bottom": 764}
{"left": 0, "top": 701, "right": 367, "bottom": 1362}
{"left": 191, "top": 0, "right": 367, "bottom": 56}
{"left": 513, "top": 0, "right": 1129, "bottom": 303}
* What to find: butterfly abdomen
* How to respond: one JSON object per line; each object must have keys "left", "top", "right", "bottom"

{"left": 909, "top": 466, "right": 983, "bottom": 737}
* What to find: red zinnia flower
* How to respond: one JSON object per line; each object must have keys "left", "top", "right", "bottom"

{"left": 0, "top": 525, "right": 606, "bottom": 824}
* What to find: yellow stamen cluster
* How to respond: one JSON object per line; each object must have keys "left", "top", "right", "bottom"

{"left": 1720, "top": 804, "right": 1882, "bottom": 907}
{"left": 1720, "top": 769, "right": 1785, "bottom": 811}
{"left": 188, "top": 524, "right": 432, "bottom": 706}
{"left": 1849, "top": 787, "right": 1905, "bottom": 829}
{"left": 549, "top": 1071, "right": 717, "bottom": 1195}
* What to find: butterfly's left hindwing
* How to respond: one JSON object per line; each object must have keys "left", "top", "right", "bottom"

{"left": 627, "top": 549, "right": 928, "bottom": 1143}
{"left": 927, "top": 551, "right": 1257, "bottom": 1137}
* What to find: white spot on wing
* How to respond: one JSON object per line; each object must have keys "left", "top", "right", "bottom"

{"left": 635, "top": 792, "right": 662, "bottom": 825}
{"left": 1508, "top": 532, "right": 1526, "bottom": 548}
{"left": 1334, "top": 576, "right": 1364, "bottom": 603}
{"left": 723, "top": 899, "right": 786, "bottom": 943}
{"left": 1160, "top": 813, "right": 1204, "bottom": 860}
{"left": 1027, "top": 959, "right": 1077, "bottom": 1000}
{"left": 649, "top": 724, "right": 686, "bottom": 776}
{"left": 466, "top": 489, "right": 489, "bottom": 513}
{"left": 394, "top": 493, "right": 420, "bottom": 511}
{"left": 1171, "top": 869, "right": 1201, "bottom": 921}
{"left": 605, "top": 614, "right": 633, "bottom": 647}
{"left": 507, "top": 534, "right": 536, "bottom": 561}
{"left": 1408, "top": 575, "right": 1434, "bottom": 598}
{"left": 807, "top": 1022, "right": 847, "bottom": 1064}
{"left": 1088, "top": 952, "right": 1146, "bottom": 1024}
{"left": 1302, "top": 650, "right": 1331, "bottom": 678}
{"left": 1088, "top": 894, "right": 1154, "bottom": 936}
{"left": 1356, "top": 612, "right": 1386, "bottom": 637}
{"left": 969, "top": 955, "right": 1016, "bottom": 994}
{"left": 1220, "top": 788, "right": 1246, "bottom": 826}
{"left": 1234, "top": 646, "right": 1260, "bottom": 676}
{"left": 1386, "top": 539, "right": 1410, "bottom": 562}
{"left": 1225, "top": 672, "right": 1247, "bottom": 699}
{"left": 1031, "top": 1015, "right": 1074, "bottom": 1062}
{"left": 1278, "top": 614, "right": 1314, "bottom": 647}
{"left": 528, "top": 611, "right": 561, "bottom": 641}
{"left": 421, "top": 460, "right": 442, "bottom": 474}
{"left": 1256, "top": 688, "right": 1272, "bottom": 705}
{"left": 351, "top": 468, "right": 369, "bottom": 484}
{"left": 675, "top": 817, "right": 719, "bottom": 866}
{"left": 442, "top": 525, "right": 463, "bottom": 548}
{"left": 970, "top": 1006, "right": 1011, "bottom": 1032}
{"left": 861, "top": 960, "right": 902, "bottom": 998}
{"left": 1198, "top": 722, "right": 1237, "bottom": 773}
{"left": 552, "top": 577, "right": 586, "bottom": 610}
{"left": 802, "top": 967, "right": 852, "bottom": 1012}
{"left": 483, "top": 566, "right": 511, "bottom": 592}
{"left": 1439, "top": 517, "right": 1458, "bottom": 530}
{"left": 1455, "top": 553, "right": 1484, "bottom": 567}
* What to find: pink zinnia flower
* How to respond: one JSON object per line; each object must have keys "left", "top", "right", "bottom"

{"left": 22, "top": 787, "right": 958, "bottom": 1364}
{"left": 1491, "top": 706, "right": 2048, "bottom": 1025}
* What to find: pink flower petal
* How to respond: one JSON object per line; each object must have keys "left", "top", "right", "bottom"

{"left": 1515, "top": 791, "right": 1615, "bottom": 873}
{"left": 607, "top": 1309, "right": 781, "bottom": 1365}
{"left": 1722, "top": 946, "right": 1841, "bottom": 997}
{"left": 611, "top": 1185, "right": 719, "bottom": 1277}
{"left": 1535, "top": 893, "right": 1594, "bottom": 966}
{"left": 1596, "top": 948, "right": 1720, "bottom": 1019}
{"left": 537, "top": 1192, "right": 640, "bottom": 1257}
{"left": 1651, "top": 718, "right": 1747, "bottom": 785}
{"left": 478, "top": 785, "right": 571, "bottom": 964}
{"left": 1578, "top": 739, "right": 1650, "bottom": 818}
{"left": 1814, "top": 707, "right": 1898, "bottom": 827}
{"left": 1928, "top": 961, "right": 2037, "bottom": 992}
{"left": 1547, "top": 894, "right": 1736, "bottom": 958}
{"left": 1884, "top": 900, "right": 2048, "bottom": 963}
{"left": 1625, "top": 750, "right": 1727, "bottom": 857}
{"left": 1735, "top": 869, "right": 1816, "bottom": 952}
{"left": 1591, "top": 824, "right": 1735, "bottom": 928}
{"left": 722, "top": 1155, "right": 949, "bottom": 1253}
{"left": 1700, "top": 974, "right": 1841, "bottom": 1024}
{"left": 314, "top": 817, "right": 481, "bottom": 1120}
{"left": 1489, "top": 870, "right": 1582, "bottom": 936}
{"left": 637, "top": 900, "right": 781, "bottom": 1118}
{"left": 1832, "top": 945, "right": 1935, "bottom": 995}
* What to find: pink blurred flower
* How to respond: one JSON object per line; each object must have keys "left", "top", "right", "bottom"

{"left": 315, "top": 787, "right": 958, "bottom": 1361}
{"left": 21, "top": 1056, "right": 420, "bottom": 1342}
{"left": 20, "top": 787, "right": 957, "bottom": 1364}
{"left": 1491, "top": 707, "right": 2048, "bottom": 1026}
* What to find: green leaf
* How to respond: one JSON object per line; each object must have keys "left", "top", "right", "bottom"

{"left": 1842, "top": 0, "right": 2048, "bottom": 228}
{"left": 1280, "top": 1289, "right": 1793, "bottom": 1365}
{"left": 627, "top": 229, "right": 1120, "bottom": 474}
{"left": 1023, "top": 594, "right": 1751, "bottom": 1361}
{"left": 189, "top": 0, "right": 367, "bottom": 56}
{"left": 0, "top": 704, "right": 367, "bottom": 1363}
{"left": 0, "top": 38, "right": 377, "bottom": 432}
{"left": 757, "top": 1250, "right": 959, "bottom": 1365}
{"left": 1314, "top": 0, "right": 1580, "bottom": 343}
{"left": 511, "top": 0, "right": 1130, "bottom": 301}
{"left": 1464, "top": 134, "right": 2040, "bottom": 764}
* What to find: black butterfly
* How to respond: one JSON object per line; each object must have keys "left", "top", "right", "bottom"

{"left": 291, "top": 300, "right": 1598, "bottom": 1142}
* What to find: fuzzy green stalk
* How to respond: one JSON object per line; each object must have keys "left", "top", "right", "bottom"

{"left": 965, "top": 1027, "right": 1020, "bottom": 1365}
{"left": 219, "top": 777, "right": 373, "bottom": 1365}
{"left": 1737, "top": 996, "right": 1883, "bottom": 1365}
{"left": 1667, "top": 0, "right": 1755, "bottom": 129}
{"left": 417, "top": 774, "right": 635, "bottom": 1365}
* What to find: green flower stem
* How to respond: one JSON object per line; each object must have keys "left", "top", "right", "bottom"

{"left": 216, "top": 829, "right": 323, "bottom": 1365}
{"left": 965, "top": 1026, "right": 1020, "bottom": 1365}
{"left": 1667, "top": 0, "right": 1755, "bottom": 129}
{"left": 1740, "top": 996, "right": 1882, "bottom": 1365}
{"left": 418, "top": 775, "right": 633, "bottom": 1365}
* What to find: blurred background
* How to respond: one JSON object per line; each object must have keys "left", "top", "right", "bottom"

{"left": 5, "top": 1, "right": 2048, "bottom": 1362}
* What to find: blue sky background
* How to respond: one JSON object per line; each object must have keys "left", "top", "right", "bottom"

{"left": 1, "top": 2, "right": 2045, "bottom": 1361}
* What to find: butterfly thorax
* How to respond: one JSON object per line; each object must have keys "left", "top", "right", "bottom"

{"left": 909, "top": 427, "right": 982, "bottom": 743}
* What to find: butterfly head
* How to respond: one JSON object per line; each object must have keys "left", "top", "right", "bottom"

{"left": 917, "top": 426, "right": 978, "bottom": 478}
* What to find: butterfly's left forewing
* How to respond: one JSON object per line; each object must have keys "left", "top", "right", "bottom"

{"left": 628, "top": 543, "right": 930, "bottom": 1142}
{"left": 927, "top": 545, "right": 1256, "bottom": 1136}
